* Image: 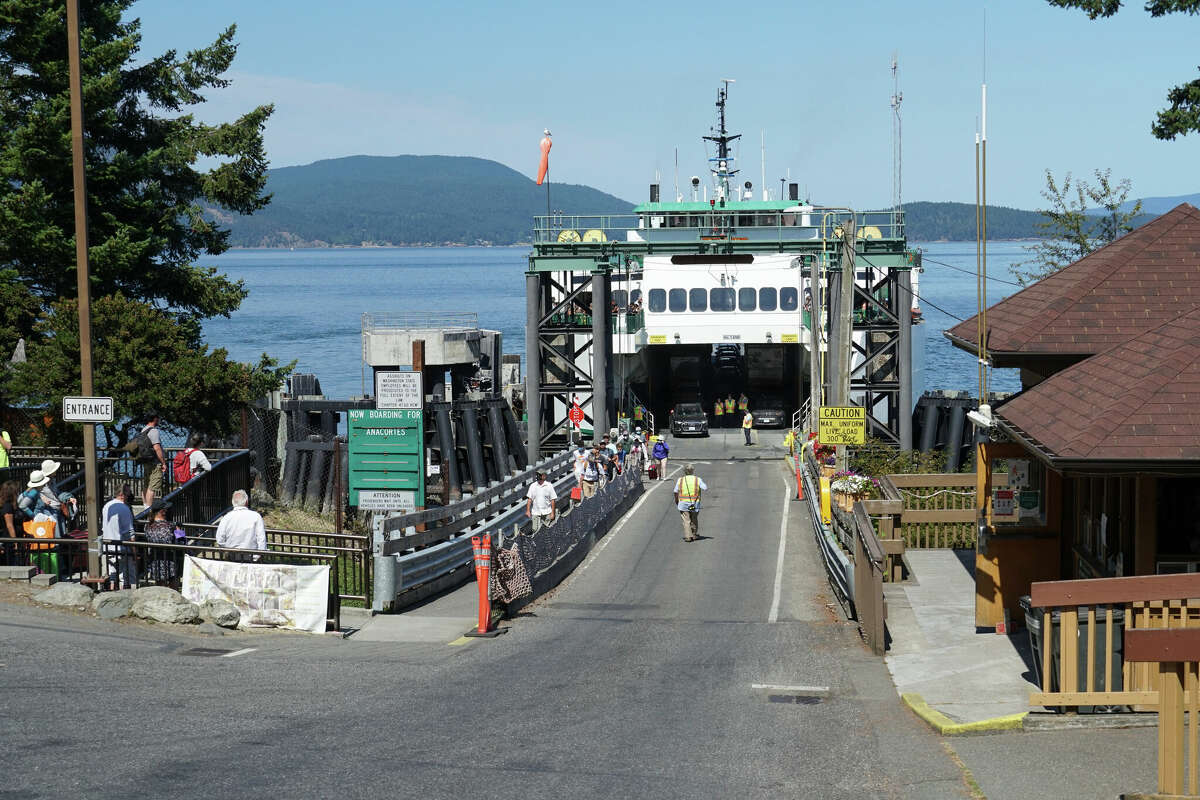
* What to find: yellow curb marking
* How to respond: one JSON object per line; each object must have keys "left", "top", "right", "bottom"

{"left": 448, "top": 636, "right": 471, "bottom": 646}
{"left": 902, "top": 692, "right": 1026, "bottom": 736}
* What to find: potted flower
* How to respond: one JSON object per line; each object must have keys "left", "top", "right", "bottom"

{"left": 829, "top": 471, "right": 875, "bottom": 511}
{"left": 807, "top": 433, "right": 838, "bottom": 477}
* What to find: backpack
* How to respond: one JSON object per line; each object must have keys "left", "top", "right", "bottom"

{"left": 123, "top": 428, "right": 155, "bottom": 463}
{"left": 173, "top": 448, "right": 195, "bottom": 483}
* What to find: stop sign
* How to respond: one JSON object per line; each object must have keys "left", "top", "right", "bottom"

{"left": 568, "top": 404, "right": 584, "bottom": 427}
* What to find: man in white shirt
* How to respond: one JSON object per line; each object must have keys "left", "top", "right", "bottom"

{"left": 524, "top": 471, "right": 557, "bottom": 532}
{"left": 215, "top": 489, "right": 267, "bottom": 559}
{"left": 101, "top": 484, "right": 136, "bottom": 589}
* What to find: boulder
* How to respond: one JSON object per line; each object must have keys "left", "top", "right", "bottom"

{"left": 92, "top": 590, "right": 136, "bottom": 620}
{"left": 34, "top": 582, "right": 95, "bottom": 608}
{"left": 130, "top": 586, "right": 200, "bottom": 625}
{"left": 201, "top": 599, "right": 241, "bottom": 629}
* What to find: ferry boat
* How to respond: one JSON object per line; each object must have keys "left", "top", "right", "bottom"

{"left": 524, "top": 83, "right": 923, "bottom": 455}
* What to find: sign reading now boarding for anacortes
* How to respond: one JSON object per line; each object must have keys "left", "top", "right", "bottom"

{"left": 818, "top": 406, "right": 866, "bottom": 445}
{"left": 349, "top": 372, "right": 424, "bottom": 510}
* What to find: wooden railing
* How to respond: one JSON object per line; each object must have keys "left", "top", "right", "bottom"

{"left": 1028, "top": 573, "right": 1200, "bottom": 710}
{"left": 1127, "top": 627, "right": 1200, "bottom": 797}
{"left": 879, "top": 473, "right": 979, "bottom": 549}
{"left": 851, "top": 501, "right": 904, "bottom": 656}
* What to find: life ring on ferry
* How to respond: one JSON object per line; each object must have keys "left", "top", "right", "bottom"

{"left": 582, "top": 229, "right": 606, "bottom": 243}
{"left": 857, "top": 225, "right": 883, "bottom": 240}
{"left": 557, "top": 229, "right": 581, "bottom": 243}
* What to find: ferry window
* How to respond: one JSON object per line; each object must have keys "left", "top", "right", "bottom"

{"left": 668, "top": 288, "right": 687, "bottom": 312}
{"left": 631, "top": 289, "right": 642, "bottom": 304}
{"left": 759, "top": 287, "right": 778, "bottom": 311}
{"left": 612, "top": 290, "right": 628, "bottom": 310}
{"left": 710, "top": 288, "right": 735, "bottom": 311}
{"left": 738, "top": 287, "right": 757, "bottom": 311}
{"left": 648, "top": 289, "right": 666, "bottom": 313}
{"left": 689, "top": 288, "right": 707, "bottom": 312}
{"left": 780, "top": 287, "right": 799, "bottom": 311}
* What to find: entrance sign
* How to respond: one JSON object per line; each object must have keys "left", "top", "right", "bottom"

{"left": 375, "top": 371, "right": 423, "bottom": 410}
{"left": 818, "top": 406, "right": 866, "bottom": 445}
{"left": 62, "top": 396, "right": 113, "bottom": 423}
{"left": 348, "top": 408, "right": 424, "bottom": 508}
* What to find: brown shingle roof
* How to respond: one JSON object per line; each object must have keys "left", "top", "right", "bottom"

{"left": 946, "top": 203, "right": 1200, "bottom": 357}
{"left": 995, "top": 304, "right": 1200, "bottom": 461}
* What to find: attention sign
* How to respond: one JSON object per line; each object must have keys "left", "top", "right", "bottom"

{"left": 375, "top": 371, "right": 422, "bottom": 410}
{"left": 818, "top": 406, "right": 866, "bottom": 445}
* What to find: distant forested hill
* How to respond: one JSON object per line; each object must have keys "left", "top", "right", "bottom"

{"left": 903, "top": 201, "right": 1045, "bottom": 241}
{"left": 214, "top": 155, "right": 633, "bottom": 247}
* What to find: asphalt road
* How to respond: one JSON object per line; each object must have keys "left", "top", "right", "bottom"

{"left": 1, "top": 431, "right": 969, "bottom": 799}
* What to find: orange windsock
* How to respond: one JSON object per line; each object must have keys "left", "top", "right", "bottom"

{"left": 536, "top": 131, "right": 552, "bottom": 185}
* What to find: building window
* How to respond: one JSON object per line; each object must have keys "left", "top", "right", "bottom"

{"left": 648, "top": 289, "right": 666, "bottom": 313}
{"left": 689, "top": 288, "right": 707, "bottom": 312}
{"left": 668, "top": 288, "right": 687, "bottom": 312}
{"left": 780, "top": 287, "right": 799, "bottom": 311}
{"left": 738, "top": 287, "right": 757, "bottom": 311}
{"left": 759, "top": 287, "right": 778, "bottom": 311}
{"left": 710, "top": 288, "right": 735, "bottom": 311}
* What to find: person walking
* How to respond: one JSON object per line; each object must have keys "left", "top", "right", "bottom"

{"left": 524, "top": 471, "right": 558, "bottom": 532}
{"left": 135, "top": 412, "right": 169, "bottom": 509}
{"left": 742, "top": 409, "right": 754, "bottom": 446}
{"left": 572, "top": 440, "right": 589, "bottom": 491}
{"left": 580, "top": 451, "right": 601, "bottom": 498}
{"left": 651, "top": 436, "right": 669, "bottom": 479}
{"left": 673, "top": 464, "right": 708, "bottom": 542}
{"left": 0, "top": 480, "right": 20, "bottom": 566}
{"left": 215, "top": 489, "right": 267, "bottom": 560}
{"left": 0, "top": 426, "right": 10, "bottom": 469}
{"left": 101, "top": 484, "right": 136, "bottom": 590}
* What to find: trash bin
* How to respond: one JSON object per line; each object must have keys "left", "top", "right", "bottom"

{"left": 1021, "top": 594, "right": 1126, "bottom": 711}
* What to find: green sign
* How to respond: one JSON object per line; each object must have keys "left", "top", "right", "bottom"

{"left": 348, "top": 408, "right": 424, "bottom": 508}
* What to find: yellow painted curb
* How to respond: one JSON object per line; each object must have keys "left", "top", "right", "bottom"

{"left": 902, "top": 692, "right": 1026, "bottom": 735}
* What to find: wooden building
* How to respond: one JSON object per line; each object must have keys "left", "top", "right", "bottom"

{"left": 944, "top": 203, "right": 1200, "bottom": 626}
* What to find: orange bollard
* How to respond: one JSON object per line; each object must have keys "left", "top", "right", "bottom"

{"left": 796, "top": 464, "right": 805, "bottom": 501}
{"left": 465, "top": 533, "right": 507, "bottom": 638}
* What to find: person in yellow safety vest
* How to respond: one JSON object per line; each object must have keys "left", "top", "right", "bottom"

{"left": 742, "top": 409, "right": 754, "bottom": 446}
{"left": 713, "top": 400, "right": 724, "bottom": 426}
{"left": 673, "top": 464, "right": 708, "bottom": 542}
{"left": 724, "top": 395, "right": 735, "bottom": 417}
{"left": 737, "top": 392, "right": 749, "bottom": 413}
{"left": 783, "top": 428, "right": 796, "bottom": 458}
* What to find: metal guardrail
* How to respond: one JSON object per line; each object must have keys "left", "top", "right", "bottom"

{"left": 800, "top": 449, "right": 853, "bottom": 615}
{"left": 362, "top": 311, "right": 478, "bottom": 332}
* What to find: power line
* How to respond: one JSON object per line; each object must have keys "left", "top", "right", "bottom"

{"left": 855, "top": 253, "right": 968, "bottom": 322}
{"left": 920, "top": 255, "right": 1022, "bottom": 288}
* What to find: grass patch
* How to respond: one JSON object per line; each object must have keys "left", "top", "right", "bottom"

{"left": 262, "top": 506, "right": 336, "bottom": 533}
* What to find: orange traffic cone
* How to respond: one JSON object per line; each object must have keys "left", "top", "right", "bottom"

{"left": 465, "top": 533, "right": 507, "bottom": 638}
{"left": 795, "top": 462, "right": 805, "bottom": 501}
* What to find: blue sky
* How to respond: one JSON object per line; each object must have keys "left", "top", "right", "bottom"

{"left": 135, "top": 0, "right": 1200, "bottom": 210}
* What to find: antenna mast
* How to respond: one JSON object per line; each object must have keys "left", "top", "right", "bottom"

{"left": 891, "top": 53, "right": 903, "bottom": 213}
{"left": 703, "top": 79, "right": 741, "bottom": 201}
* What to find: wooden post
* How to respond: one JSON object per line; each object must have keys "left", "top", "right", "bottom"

{"left": 333, "top": 438, "right": 343, "bottom": 535}
{"left": 412, "top": 340, "right": 426, "bottom": 533}
{"left": 1161, "top": 661, "right": 1186, "bottom": 795}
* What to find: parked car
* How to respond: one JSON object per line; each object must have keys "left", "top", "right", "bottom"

{"left": 751, "top": 395, "right": 787, "bottom": 428}
{"left": 669, "top": 402, "right": 709, "bottom": 437}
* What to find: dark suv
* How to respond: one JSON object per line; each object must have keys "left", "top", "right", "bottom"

{"left": 670, "top": 402, "right": 709, "bottom": 437}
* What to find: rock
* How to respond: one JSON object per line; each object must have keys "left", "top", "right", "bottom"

{"left": 34, "top": 582, "right": 95, "bottom": 608}
{"left": 92, "top": 590, "right": 136, "bottom": 620}
{"left": 31, "top": 573, "right": 58, "bottom": 586}
{"left": 130, "top": 586, "right": 201, "bottom": 625}
{"left": 196, "top": 622, "right": 227, "bottom": 636}
{"left": 201, "top": 599, "right": 241, "bottom": 629}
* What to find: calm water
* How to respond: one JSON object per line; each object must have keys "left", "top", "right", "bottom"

{"left": 202, "top": 242, "right": 1030, "bottom": 401}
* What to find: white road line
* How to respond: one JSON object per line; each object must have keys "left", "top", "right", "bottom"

{"left": 574, "top": 466, "right": 682, "bottom": 576}
{"left": 220, "top": 647, "right": 257, "bottom": 658}
{"left": 768, "top": 477, "right": 789, "bottom": 623}
{"left": 751, "top": 683, "right": 831, "bottom": 695}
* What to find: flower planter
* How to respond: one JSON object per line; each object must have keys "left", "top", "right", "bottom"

{"left": 820, "top": 465, "right": 838, "bottom": 479}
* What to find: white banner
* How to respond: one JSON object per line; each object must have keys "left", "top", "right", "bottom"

{"left": 181, "top": 556, "right": 330, "bottom": 634}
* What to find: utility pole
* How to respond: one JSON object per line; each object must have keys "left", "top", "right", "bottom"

{"left": 836, "top": 218, "right": 856, "bottom": 472}
{"left": 67, "top": 0, "right": 102, "bottom": 579}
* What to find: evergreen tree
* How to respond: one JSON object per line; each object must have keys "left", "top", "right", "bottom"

{"left": 0, "top": 1, "right": 285, "bottom": 438}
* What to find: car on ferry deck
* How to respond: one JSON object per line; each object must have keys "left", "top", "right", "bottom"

{"left": 750, "top": 395, "right": 786, "bottom": 428}
{"left": 669, "top": 402, "right": 709, "bottom": 437}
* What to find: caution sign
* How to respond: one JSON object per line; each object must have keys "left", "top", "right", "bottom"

{"left": 818, "top": 406, "right": 866, "bottom": 445}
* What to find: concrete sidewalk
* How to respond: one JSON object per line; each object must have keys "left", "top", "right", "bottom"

{"left": 885, "top": 549, "right": 1161, "bottom": 799}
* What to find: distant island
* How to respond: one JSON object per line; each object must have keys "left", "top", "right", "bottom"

{"left": 211, "top": 155, "right": 1182, "bottom": 246}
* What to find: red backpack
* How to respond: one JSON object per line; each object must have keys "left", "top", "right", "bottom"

{"left": 173, "top": 448, "right": 195, "bottom": 483}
